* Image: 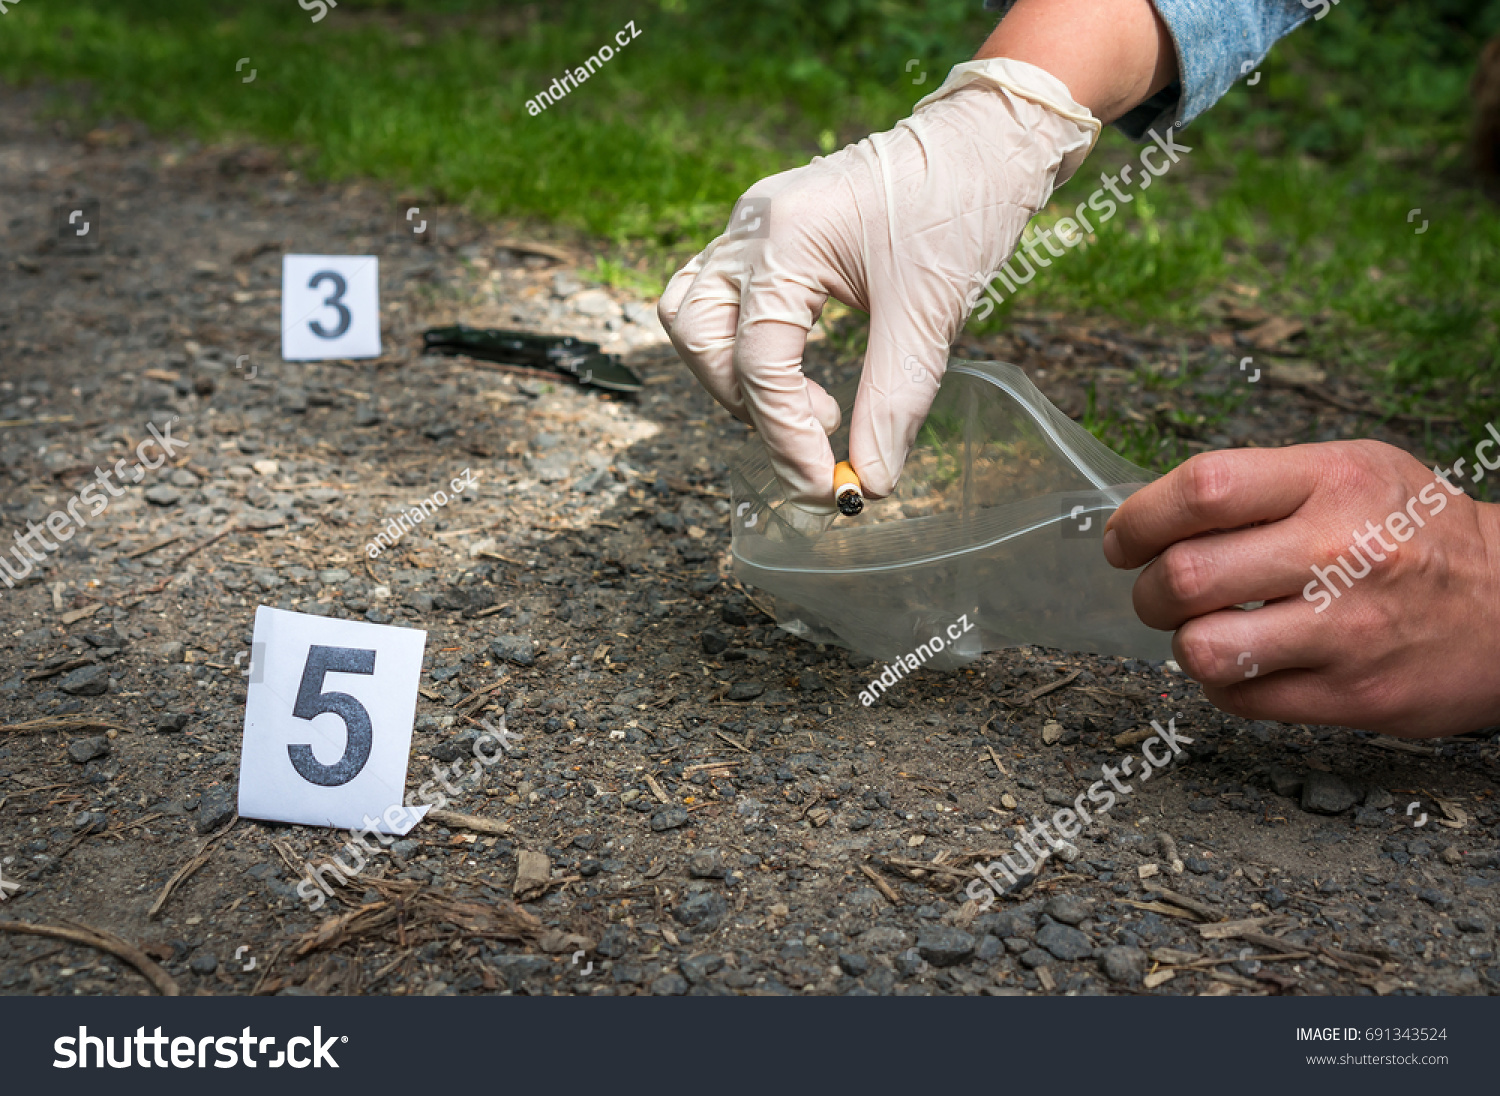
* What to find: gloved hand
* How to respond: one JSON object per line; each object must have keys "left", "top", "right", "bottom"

{"left": 659, "top": 58, "right": 1100, "bottom": 511}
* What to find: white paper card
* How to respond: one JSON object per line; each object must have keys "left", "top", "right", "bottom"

{"left": 280, "top": 254, "right": 381, "bottom": 361}
{"left": 237, "top": 606, "right": 428, "bottom": 833}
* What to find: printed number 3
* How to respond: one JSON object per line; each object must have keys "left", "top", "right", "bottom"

{"left": 289, "top": 645, "right": 375, "bottom": 786}
{"left": 308, "top": 270, "right": 352, "bottom": 339}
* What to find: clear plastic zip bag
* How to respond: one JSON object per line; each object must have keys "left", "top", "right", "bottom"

{"left": 729, "top": 359, "right": 1173, "bottom": 669}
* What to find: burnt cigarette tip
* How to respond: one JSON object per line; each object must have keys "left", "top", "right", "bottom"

{"left": 833, "top": 461, "right": 864, "bottom": 516}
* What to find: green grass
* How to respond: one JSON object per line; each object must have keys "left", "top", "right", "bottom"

{"left": 2, "top": 0, "right": 1497, "bottom": 472}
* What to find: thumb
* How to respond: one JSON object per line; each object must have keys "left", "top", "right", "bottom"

{"left": 846, "top": 320, "right": 948, "bottom": 499}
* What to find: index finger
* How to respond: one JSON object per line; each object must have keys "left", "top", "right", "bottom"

{"left": 1102, "top": 447, "right": 1323, "bottom": 569}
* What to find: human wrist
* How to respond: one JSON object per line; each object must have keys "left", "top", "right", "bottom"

{"left": 975, "top": 0, "right": 1178, "bottom": 124}
{"left": 912, "top": 58, "right": 1101, "bottom": 186}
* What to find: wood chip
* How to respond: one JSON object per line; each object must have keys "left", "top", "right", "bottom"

{"left": 1137, "top": 863, "right": 1159, "bottom": 879}
{"left": 1151, "top": 947, "right": 1201, "bottom": 966}
{"left": 1143, "top": 968, "right": 1176, "bottom": 988}
{"left": 426, "top": 809, "right": 511, "bottom": 835}
{"left": 713, "top": 729, "right": 751, "bottom": 753}
{"left": 1198, "top": 917, "right": 1270, "bottom": 940}
{"left": 644, "top": 773, "right": 671, "bottom": 804}
{"left": 1115, "top": 726, "right": 1156, "bottom": 748}
{"left": 494, "top": 238, "right": 576, "bottom": 264}
{"left": 1036, "top": 967, "right": 1056, "bottom": 992}
{"left": 1012, "top": 670, "right": 1081, "bottom": 706}
{"left": 859, "top": 863, "right": 901, "bottom": 905}
{"left": 1123, "top": 899, "right": 1201, "bottom": 921}
{"left": 0, "top": 919, "right": 179, "bottom": 996}
{"left": 1367, "top": 736, "right": 1437, "bottom": 757}
{"left": 124, "top": 535, "right": 182, "bottom": 560}
{"left": 148, "top": 815, "right": 239, "bottom": 919}
{"left": 513, "top": 850, "right": 552, "bottom": 901}
{"left": 1432, "top": 795, "right": 1468, "bottom": 829}
{"left": 1147, "top": 886, "right": 1223, "bottom": 922}
{"left": 985, "top": 745, "right": 1008, "bottom": 776}
{"left": 0, "top": 715, "right": 123, "bottom": 735}
{"left": 59, "top": 603, "right": 103, "bottom": 625}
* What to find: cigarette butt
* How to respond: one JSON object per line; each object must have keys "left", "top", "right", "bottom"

{"left": 833, "top": 461, "right": 864, "bottom": 516}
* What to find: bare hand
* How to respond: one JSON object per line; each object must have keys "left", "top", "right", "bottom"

{"left": 1102, "top": 440, "right": 1500, "bottom": 738}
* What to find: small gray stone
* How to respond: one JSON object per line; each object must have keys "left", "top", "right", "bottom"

{"left": 1100, "top": 945, "right": 1148, "bottom": 984}
{"left": 651, "top": 808, "right": 689, "bottom": 832}
{"left": 143, "top": 485, "right": 182, "bottom": 506}
{"left": 727, "top": 681, "right": 763, "bottom": 701}
{"left": 155, "top": 712, "right": 190, "bottom": 733}
{"left": 59, "top": 664, "right": 109, "bottom": 696}
{"left": 1018, "top": 948, "right": 1052, "bottom": 969}
{"left": 1043, "top": 894, "right": 1089, "bottom": 926}
{"left": 196, "top": 788, "right": 235, "bottom": 834}
{"left": 679, "top": 954, "right": 724, "bottom": 984}
{"left": 687, "top": 848, "right": 725, "bottom": 878}
{"left": 1363, "top": 786, "right": 1395, "bottom": 810}
{"left": 489, "top": 635, "right": 535, "bottom": 666}
{"left": 155, "top": 640, "right": 186, "bottom": 663}
{"left": 672, "top": 891, "right": 727, "bottom": 932}
{"left": 189, "top": 952, "right": 218, "bottom": 975}
{"left": 916, "top": 926, "right": 976, "bottom": 967}
{"left": 837, "top": 952, "right": 869, "bottom": 977}
{"left": 1036, "top": 922, "right": 1093, "bottom": 961}
{"left": 1268, "top": 767, "right": 1304, "bottom": 798}
{"left": 857, "top": 925, "right": 912, "bottom": 953}
{"left": 67, "top": 736, "right": 111, "bottom": 764}
{"left": 650, "top": 971, "right": 689, "bottom": 995}
{"left": 1455, "top": 914, "right": 1492, "bottom": 934}
{"left": 1301, "top": 770, "right": 1358, "bottom": 815}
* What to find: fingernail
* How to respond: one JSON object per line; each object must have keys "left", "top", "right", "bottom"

{"left": 1101, "top": 528, "right": 1121, "bottom": 566}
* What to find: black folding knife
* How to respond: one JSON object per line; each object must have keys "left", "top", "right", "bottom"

{"left": 421, "top": 325, "right": 643, "bottom": 394}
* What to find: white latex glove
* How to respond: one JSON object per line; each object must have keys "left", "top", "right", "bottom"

{"left": 659, "top": 59, "right": 1100, "bottom": 511}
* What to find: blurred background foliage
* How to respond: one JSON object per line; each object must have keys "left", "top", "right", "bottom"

{"left": 2, "top": 0, "right": 1497, "bottom": 450}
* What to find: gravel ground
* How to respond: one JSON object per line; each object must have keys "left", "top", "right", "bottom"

{"left": 2, "top": 86, "right": 1498, "bottom": 997}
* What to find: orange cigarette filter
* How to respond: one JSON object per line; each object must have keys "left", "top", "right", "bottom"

{"left": 833, "top": 461, "right": 864, "bottom": 516}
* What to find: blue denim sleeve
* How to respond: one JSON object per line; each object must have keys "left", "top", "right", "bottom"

{"left": 982, "top": 0, "right": 1316, "bottom": 138}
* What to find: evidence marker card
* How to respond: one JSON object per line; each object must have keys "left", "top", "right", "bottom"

{"left": 280, "top": 254, "right": 382, "bottom": 361}
{"left": 237, "top": 606, "right": 427, "bottom": 833}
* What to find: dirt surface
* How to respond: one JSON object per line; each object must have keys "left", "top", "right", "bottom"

{"left": 2, "top": 86, "right": 1498, "bottom": 997}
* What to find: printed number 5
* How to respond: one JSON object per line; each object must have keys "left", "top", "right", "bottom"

{"left": 289, "top": 645, "right": 376, "bottom": 786}
{"left": 308, "top": 270, "right": 352, "bottom": 339}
